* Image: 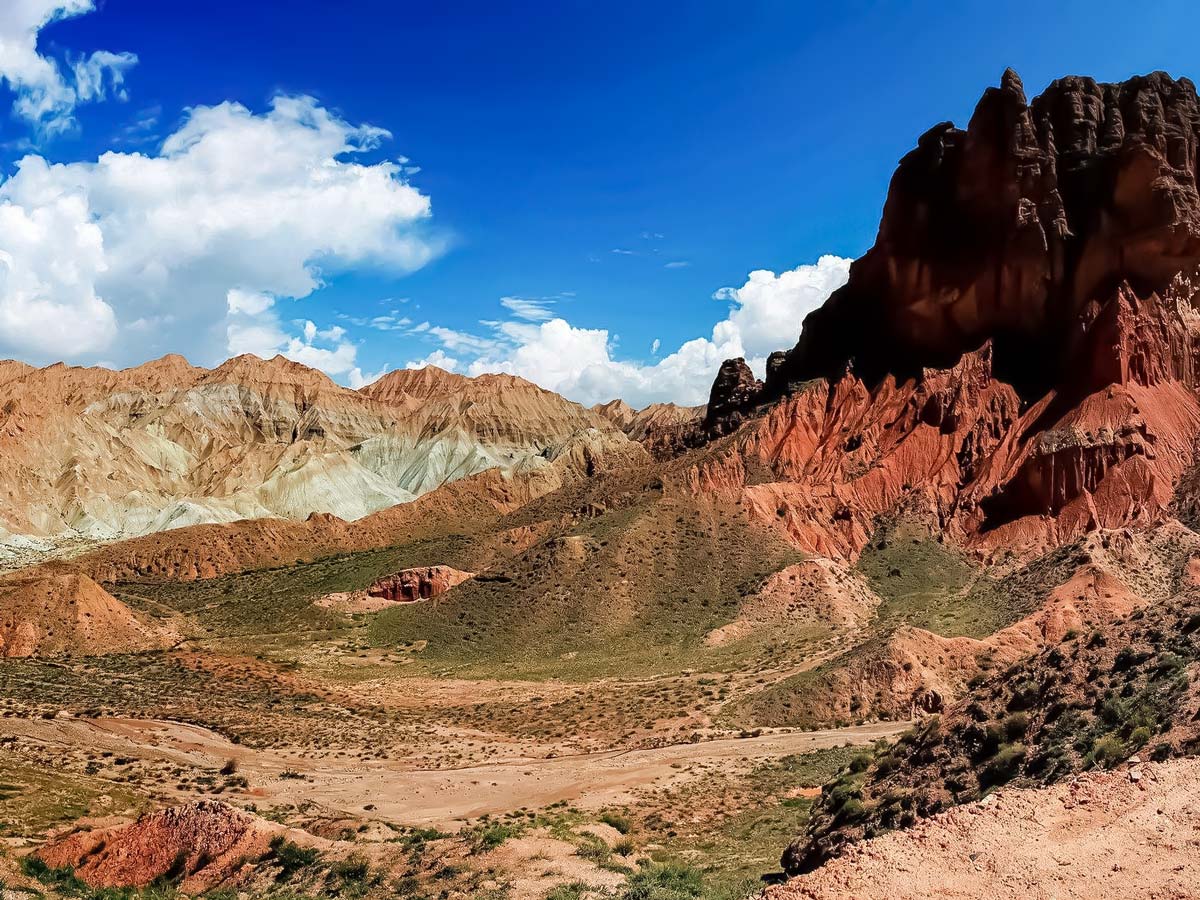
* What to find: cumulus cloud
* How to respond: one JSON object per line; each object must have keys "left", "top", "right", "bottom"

{"left": 0, "top": 184, "right": 113, "bottom": 355}
{"left": 0, "top": 94, "right": 442, "bottom": 367}
{"left": 224, "top": 288, "right": 361, "bottom": 378}
{"left": 347, "top": 364, "right": 390, "bottom": 389}
{"left": 405, "top": 255, "right": 851, "bottom": 408}
{"left": 0, "top": 1, "right": 136, "bottom": 135}
{"left": 405, "top": 349, "right": 459, "bottom": 372}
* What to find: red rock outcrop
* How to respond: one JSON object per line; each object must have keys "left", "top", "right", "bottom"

{"left": 367, "top": 565, "right": 475, "bottom": 602}
{"left": 770, "top": 69, "right": 1200, "bottom": 400}
{"left": 36, "top": 801, "right": 284, "bottom": 893}
{"left": 704, "top": 357, "right": 764, "bottom": 437}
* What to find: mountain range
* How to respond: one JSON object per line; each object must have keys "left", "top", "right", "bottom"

{"left": 4, "top": 69, "right": 1200, "bottom": 900}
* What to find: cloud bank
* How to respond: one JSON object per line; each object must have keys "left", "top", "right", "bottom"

{"left": 403, "top": 255, "right": 851, "bottom": 408}
{"left": 0, "top": 94, "right": 442, "bottom": 365}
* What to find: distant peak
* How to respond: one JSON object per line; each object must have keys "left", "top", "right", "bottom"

{"left": 201, "top": 353, "right": 342, "bottom": 391}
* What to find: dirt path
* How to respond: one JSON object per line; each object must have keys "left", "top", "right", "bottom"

{"left": 11, "top": 717, "right": 907, "bottom": 828}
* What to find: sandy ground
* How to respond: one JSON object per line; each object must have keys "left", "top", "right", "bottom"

{"left": 9, "top": 716, "right": 906, "bottom": 827}
{"left": 769, "top": 757, "right": 1200, "bottom": 900}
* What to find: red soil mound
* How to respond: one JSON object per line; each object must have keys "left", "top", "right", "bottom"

{"left": 0, "top": 573, "right": 176, "bottom": 657}
{"left": 36, "top": 800, "right": 285, "bottom": 894}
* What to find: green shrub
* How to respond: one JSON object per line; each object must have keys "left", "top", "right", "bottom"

{"left": 600, "top": 811, "right": 632, "bottom": 834}
{"left": 1087, "top": 734, "right": 1126, "bottom": 769}
{"left": 834, "top": 798, "right": 867, "bottom": 823}
{"left": 847, "top": 753, "right": 872, "bottom": 773}
{"left": 330, "top": 854, "right": 371, "bottom": 882}
{"left": 1001, "top": 712, "right": 1029, "bottom": 741}
{"left": 575, "top": 836, "right": 611, "bottom": 864}
{"left": 471, "top": 822, "right": 522, "bottom": 854}
{"left": 614, "top": 837, "right": 637, "bottom": 857}
{"left": 1154, "top": 653, "right": 1186, "bottom": 678}
{"left": 270, "top": 836, "right": 321, "bottom": 880}
{"left": 874, "top": 755, "right": 900, "bottom": 777}
{"left": 1112, "top": 648, "right": 1146, "bottom": 673}
{"left": 980, "top": 743, "right": 1025, "bottom": 788}
{"left": 545, "top": 883, "right": 591, "bottom": 900}
{"left": 1007, "top": 679, "right": 1039, "bottom": 711}
{"left": 621, "top": 862, "right": 704, "bottom": 900}
{"left": 1128, "top": 726, "right": 1153, "bottom": 748}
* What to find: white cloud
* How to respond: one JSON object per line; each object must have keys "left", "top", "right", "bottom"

{"left": 499, "top": 296, "right": 555, "bottom": 321}
{"left": 0, "top": 183, "right": 113, "bottom": 355}
{"left": 651, "top": 338, "right": 661, "bottom": 354}
{"left": 426, "top": 325, "right": 500, "bottom": 354}
{"left": 707, "top": 256, "right": 851, "bottom": 362}
{"left": 348, "top": 364, "right": 390, "bottom": 389}
{"left": 664, "top": 260, "right": 690, "bottom": 269}
{"left": 224, "top": 288, "right": 361, "bottom": 378}
{"left": 226, "top": 288, "right": 274, "bottom": 317}
{"left": 368, "top": 314, "right": 412, "bottom": 331}
{"left": 282, "top": 328, "right": 357, "bottom": 374}
{"left": 405, "top": 349, "right": 459, "bottom": 372}
{"left": 407, "top": 256, "right": 851, "bottom": 408}
{"left": 0, "top": 1, "right": 136, "bottom": 135}
{"left": 0, "top": 94, "right": 442, "bottom": 364}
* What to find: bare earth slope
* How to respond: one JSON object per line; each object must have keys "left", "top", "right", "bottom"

{"left": 768, "top": 757, "right": 1200, "bottom": 900}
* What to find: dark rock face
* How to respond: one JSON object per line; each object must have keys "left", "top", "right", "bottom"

{"left": 703, "top": 357, "right": 763, "bottom": 436}
{"left": 756, "top": 70, "right": 1200, "bottom": 405}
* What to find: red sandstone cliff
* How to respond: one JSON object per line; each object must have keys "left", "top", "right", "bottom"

{"left": 699, "top": 70, "right": 1200, "bottom": 559}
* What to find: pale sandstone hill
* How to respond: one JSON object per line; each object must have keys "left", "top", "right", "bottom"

{"left": 65, "top": 423, "right": 649, "bottom": 583}
{"left": 0, "top": 355, "right": 624, "bottom": 544}
{"left": 0, "top": 572, "right": 176, "bottom": 656}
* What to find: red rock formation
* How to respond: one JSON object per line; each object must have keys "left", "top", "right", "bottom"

{"left": 36, "top": 801, "right": 283, "bottom": 893}
{"left": 771, "top": 70, "right": 1200, "bottom": 400}
{"left": 704, "top": 357, "right": 763, "bottom": 437}
{"left": 685, "top": 268, "right": 1200, "bottom": 558}
{"left": 367, "top": 565, "right": 475, "bottom": 602}
{"left": 697, "top": 71, "right": 1200, "bottom": 559}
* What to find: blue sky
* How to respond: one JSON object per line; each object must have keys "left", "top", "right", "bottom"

{"left": 1, "top": 1, "right": 1198, "bottom": 406}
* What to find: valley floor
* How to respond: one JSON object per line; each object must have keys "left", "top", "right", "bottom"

{"left": 5, "top": 715, "right": 905, "bottom": 830}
